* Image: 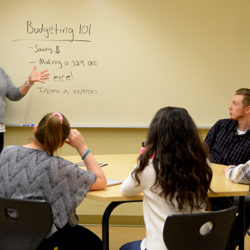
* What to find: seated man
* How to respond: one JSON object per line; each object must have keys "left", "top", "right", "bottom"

{"left": 205, "top": 88, "right": 250, "bottom": 249}
{"left": 205, "top": 88, "right": 250, "bottom": 165}
{"left": 224, "top": 160, "right": 250, "bottom": 185}
{"left": 224, "top": 160, "right": 250, "bottom": 239}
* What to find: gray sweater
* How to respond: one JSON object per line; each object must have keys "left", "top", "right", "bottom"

{"left": 0, "top": 68, "right": 24, "bottom": 124}
{"left": 0, "top": 145, "right": 96, "bottom": 236}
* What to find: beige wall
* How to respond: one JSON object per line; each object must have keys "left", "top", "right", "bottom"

{"left": 5, "top": 127, "right": 148, "bottom": 155}
{"left": 5, "top": 127, "right": 208, "bottom": 154}
{"left": 4, "top": 127, "right": 209, "bottom": 224}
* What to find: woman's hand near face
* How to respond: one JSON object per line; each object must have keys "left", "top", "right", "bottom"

{"left": 66, "top": 129, "right": 87, "bottom": 154}
{"left": 66, "top": 129, "right": 107, "bottom": 190}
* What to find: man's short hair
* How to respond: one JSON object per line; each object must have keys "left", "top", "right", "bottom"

{"left": 235, "top": 88, "right": 250, "bottom": 107}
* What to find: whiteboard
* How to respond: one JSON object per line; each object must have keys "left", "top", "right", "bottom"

{"left": 1, "top": 0, "right": 250, "bottom": 127}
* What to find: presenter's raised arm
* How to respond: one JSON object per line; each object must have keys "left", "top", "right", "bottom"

{"left": 19, "top": 65, "right": 50, "bottom": 95}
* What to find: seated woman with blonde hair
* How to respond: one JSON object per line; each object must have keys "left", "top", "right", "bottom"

{"left": 0, "top": 112, "right": 107, "bottom": 250}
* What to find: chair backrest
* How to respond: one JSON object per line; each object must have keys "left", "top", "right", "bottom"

{"left": 163, "top": 206, "right": 237, "bottom": 250}
{"left": 0, "top": 197, "right": 53, "bottom": 250}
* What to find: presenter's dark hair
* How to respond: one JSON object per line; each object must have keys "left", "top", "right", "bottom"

{"left": 235, "top": 88, "right": 250, "bottom": 107}
{"left": 35, "top": 112, "right": 70, "bottom": 156}
{"left": 133, "top": 107, "right": 213, "bottom": 211}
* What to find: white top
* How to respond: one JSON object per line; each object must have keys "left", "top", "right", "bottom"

{"left": 120, "top": 160, "right": 205, "bottom": 250}
{"left": 0, "top": 124, "right": 5, "bottom": 133}
{"left": 237, "top": 128, "right": 247, "bottom": 135}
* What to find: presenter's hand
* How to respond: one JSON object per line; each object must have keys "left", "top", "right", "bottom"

{"left": 28, "top": 65, "right": 50, "bottom": 84}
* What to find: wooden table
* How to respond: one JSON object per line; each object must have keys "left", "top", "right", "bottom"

{"left": 64, "top": 154, "right": 249, "bottom": 250}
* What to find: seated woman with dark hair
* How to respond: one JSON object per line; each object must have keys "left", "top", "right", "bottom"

{"left": 120, "top": 107, "right": 213, "bottom": 250}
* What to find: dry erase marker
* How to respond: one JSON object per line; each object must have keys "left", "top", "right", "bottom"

{"left": 20, "top": 124, "right": 35, "bottom": 127}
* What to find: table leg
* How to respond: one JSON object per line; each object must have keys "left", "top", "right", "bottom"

{"left": 102, "top": 200, "right": 141, "bottom": 250}
{"left": 238, "top": 196, "right": 245, "bottom": 250}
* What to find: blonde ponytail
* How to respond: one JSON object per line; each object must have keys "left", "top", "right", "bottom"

{"left": 35, "top": 112, "right": 70, "bottom": 155}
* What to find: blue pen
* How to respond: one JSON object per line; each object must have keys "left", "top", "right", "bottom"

{"left": 20, "top": 124, "right": 35, "bottom": 127}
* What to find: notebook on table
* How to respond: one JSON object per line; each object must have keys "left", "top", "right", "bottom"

{"left": 107, "top": 178, "right": 123, "bottom": 186}
{"left": 77, "top": 162, "right": 122, "bottom": 186}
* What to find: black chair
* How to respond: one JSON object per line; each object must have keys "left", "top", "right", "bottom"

{"left": 163, "top": 206, "right": 237, "bottom": 250}
{"left": 0, "top": 197, "right": 53, "bottom": 250}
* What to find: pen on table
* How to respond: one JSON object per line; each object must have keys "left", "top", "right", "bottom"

{"left": 99, "top": 163, "right": 108, "bottom": 167}
{"left": 20, "top": 124, "right": 35, "bottom": 127}
{"left": 77, "top": 162, "right": 108, "bottom": 167}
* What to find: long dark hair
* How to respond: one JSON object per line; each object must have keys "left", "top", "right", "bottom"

{"left": 133, "top": 107, "right": 212, "bottom": 211}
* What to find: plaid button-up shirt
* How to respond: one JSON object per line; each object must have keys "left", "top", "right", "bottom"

{"left": 225, "top": 160, "right": 250, "bottom": 184}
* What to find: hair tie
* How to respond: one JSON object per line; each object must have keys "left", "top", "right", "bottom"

{"left": 50, "top": 112, "right": 63, "bottom": 124}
